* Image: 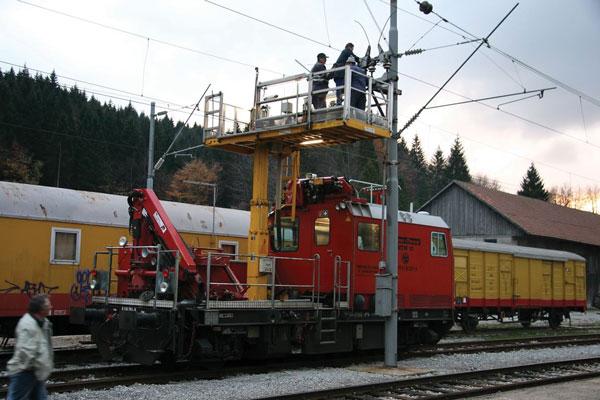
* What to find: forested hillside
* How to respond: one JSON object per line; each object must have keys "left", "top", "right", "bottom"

{"left": 0, "top": 68, "right": 473, "bottom": 210}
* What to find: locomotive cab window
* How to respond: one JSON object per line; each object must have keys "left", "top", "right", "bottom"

{"left": 272, "top": 217, "right": 299, "bottom": 252}
{"left": 50, "top": 227, "right": 81, "bottom": 265}
{"left": 431, "top": 232, "right": 447, "bottom": 257}
{"left": 314, "top": 217, "right": 330, "bottom": 245}
{"left": 357, "top": 222, "right": 379, "bottom": 251}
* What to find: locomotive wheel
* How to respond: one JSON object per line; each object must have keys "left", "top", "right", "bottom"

{"left": 460, "top": 316, "right": 478, "bottom": 333}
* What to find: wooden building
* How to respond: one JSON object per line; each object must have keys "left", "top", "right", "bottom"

{"left": 419, "top": 181, "right": 600, "bottom": 306}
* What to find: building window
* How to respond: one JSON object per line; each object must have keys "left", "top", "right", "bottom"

{"left": 357, "top": 222, "right": 380, "bottom": 251}
{"left": 218, "top": 240, "right": 239, "bottom": 258}
{"left": 272, "top": 217, "right": 299, "bottom": 252}
{"left": 314, "top": 217, "right": 330, "bottom": 245}
{"left": 50, "top": 227, "right": 81, "bottom": 265}
{"left": 431, "top": 232, "right": 448, "bottom": 257}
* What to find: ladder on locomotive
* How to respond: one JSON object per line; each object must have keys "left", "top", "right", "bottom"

{"left": 276, "top": 151, "right": 299, "bottom": 224}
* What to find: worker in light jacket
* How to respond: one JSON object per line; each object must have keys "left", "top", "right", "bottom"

{"left": 6, "top": 294, "right": 54, "bottom": 400}
{"left": 346, "top": 56, "right": 367, "bottom": 110}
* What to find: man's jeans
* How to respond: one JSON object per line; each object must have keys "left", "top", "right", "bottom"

{"left": 7, "top": 371, "right": 47, "bottom": 400}
{"left": 334, "top": 77, "right": 345, "bottom": 105}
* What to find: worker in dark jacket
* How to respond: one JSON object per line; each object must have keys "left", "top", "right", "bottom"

{"left": 310, "top": 53, "right": 331, "bottom": 109}
{"left": 333, "top": 42, "right": 359, "bottom": 105}
{"left": 346, "top": 56, "right": 367, "bottom": 110}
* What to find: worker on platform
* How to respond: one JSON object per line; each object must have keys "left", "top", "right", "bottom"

{"left": 310, "top": 52, "right": 331, "bottom": 109}
{"left": 333, "top": 42, "right": 359, "bottom": 105}
{"left": 6, "top": 294, "right": 54, "bottom": 400}
{"left": 346, "top": 56, "right": 367, "bottom": 110}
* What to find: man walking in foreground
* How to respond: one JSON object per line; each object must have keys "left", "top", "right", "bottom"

{"left": 6, "top": 294, "right": 54, "bottom": 400}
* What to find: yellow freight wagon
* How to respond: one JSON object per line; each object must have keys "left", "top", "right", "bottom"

{"left": 0, "top": 181, "right": 249, "bottom": 338}
{"left": 453, "top": 239, "right": 586, "bottom": 331}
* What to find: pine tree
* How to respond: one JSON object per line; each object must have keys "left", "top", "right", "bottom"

{"left": 445, "top": 136, "right": 471, "bottom": 183}
{"left": 428, "top": 147, "right": 447, "bottom": 195}
{"left": 407, "top": 135, "right": 430, "bottom": 208}
{"left": 518, "top": 163, "right": 549, "bottom": 201}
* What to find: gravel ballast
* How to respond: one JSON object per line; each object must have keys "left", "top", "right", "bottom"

{"left": 47, "top": 310, "right": 600, "bottom": 400}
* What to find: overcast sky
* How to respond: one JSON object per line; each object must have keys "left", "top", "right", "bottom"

{"left": 1, "top": 0, "right": 598, "bottom": 201}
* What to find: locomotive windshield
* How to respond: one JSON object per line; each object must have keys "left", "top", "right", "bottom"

{"left": 357, "top": 222, "right": 380, "bottom": 252}
{"left": 272, "top": 217, "right": 299, "bottom": 252}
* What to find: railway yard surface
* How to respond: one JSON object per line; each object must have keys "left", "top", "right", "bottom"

{"left": 0, "top": 309, "right": 591, "bottom": 399}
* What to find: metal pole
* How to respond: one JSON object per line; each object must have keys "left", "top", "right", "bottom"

{"left": 384, "top": 0, "right": 399, "bottom": 367}
{"left": 147, "top": 102, "right": 156, "bottom": 189}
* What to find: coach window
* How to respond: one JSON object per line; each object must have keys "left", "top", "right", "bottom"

{"left": 314, "top": 217, "right": 330, "bottom": 245}
{"left": 357, "top": 222, "right": 379, "bottom": 251}
{"left": 272, "top": 217, "right": 299, "bottom": 252}
{"left": 431, "top": 232, "right": 448, "bottom": 257}
{"left": 50, "top": 227, "right": 81, "bottom": 265}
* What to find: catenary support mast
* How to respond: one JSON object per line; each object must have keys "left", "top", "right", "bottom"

{"left": 384, "top": 0, "right": 399, "bottom": 367}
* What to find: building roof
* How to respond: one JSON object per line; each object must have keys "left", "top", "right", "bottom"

{"left": 453, "top": 239, "right": 586, "bottom": 262}
{"left": 423, "top": 181, "right": 600, "bottom": 247}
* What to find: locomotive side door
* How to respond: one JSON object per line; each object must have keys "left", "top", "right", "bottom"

{"left": 353, "top": 217, "right": 382, "bottom": 311}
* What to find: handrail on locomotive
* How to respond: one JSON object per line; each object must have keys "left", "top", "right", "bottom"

{"left": 90, "top": 246, "right": 351, "bottom": 311}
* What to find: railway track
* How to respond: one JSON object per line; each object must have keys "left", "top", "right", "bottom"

{"left": 411, "top": 332, "right": 600, "bottom": 356}
{"left": 0, "top": 346, "right": 99, "bottom": 367}
{"left": 257, "top": 357, "right": 600, "bottom": 400}
{"left": 1, "top": 334, "right": 599, "bottom": 395}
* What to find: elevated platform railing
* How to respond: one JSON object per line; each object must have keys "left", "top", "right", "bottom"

{"left": 202, "top": 66, "right": 393, "bottom": 152}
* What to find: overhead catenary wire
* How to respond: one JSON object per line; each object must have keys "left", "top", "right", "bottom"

{"left": 402, "top": 116, "right": 600, "bottom": 187}
{"left": 322, "top": 0, "right": 331, "bottom": 47}
{"left": 394, "top": 0, "right": 600, "bottom": 108}
{"left": 398, "top": 4, "right": 520, "bottom": 137}
{"left": 204, "top": 0, "right": 339, "bottom": 51}
{"left": 0, "top": 60, "right": 201, "bottom": 117}
{"left": 10, "top": 0, "right": 598, "bottom": 190}
{"left": 16, "top": 1, "right": 595, "bottom": 153}
{"left": 424, "top": 88, "right": 555, "bottom": 110}
{"left": 17, "top": 0, "right": 284, "bottom": 76}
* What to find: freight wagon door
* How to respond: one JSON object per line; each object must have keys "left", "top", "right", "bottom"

{"left": 454, "top": 254, "right": 468, "bottom": 301}
{"left": 552, "top": 261, "right": 565, "bottom": 306}
{"left": 499, "top": 255, "right": 513, "bottom": 306}
{"left": 542, "top": 261, "right": 552, "bottom": 301}
{"left": 575, "top": 261, "right": 586, "bottom": 304}
{"left": 564, "top": 261, "right": 576, "bottom": 302}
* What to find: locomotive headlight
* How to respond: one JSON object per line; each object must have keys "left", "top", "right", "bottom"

{"left": 119, "top": 236, "right": 128, "bottom": 247}
{"left": 159, "top": 269, "right": 170, "bottom": 293}
{"left": 159, "top": 281, "right": 169, "bottom": 293}
{"left": 335, "top": 202, "right": 347, "bottom": 211}
{"left": 90, "top": 269, "right": 98, "bottom": 290}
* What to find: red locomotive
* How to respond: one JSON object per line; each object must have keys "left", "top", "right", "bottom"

{"left": 71, "top": 175, "right": 455, "bottom": 365}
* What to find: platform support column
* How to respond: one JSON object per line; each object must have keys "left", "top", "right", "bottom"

{"left": 247, "top": 143, "right": 271, "bottom": 300}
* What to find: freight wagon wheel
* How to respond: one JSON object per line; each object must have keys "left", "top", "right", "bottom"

{"left": 548, "top": 312, "right": 563, "bottom": 330}
{"left": 518, "top": 311, "right": 532, "bottom": 328}
{"left": 460, "top": 316, "right": 478, "bottom": 333}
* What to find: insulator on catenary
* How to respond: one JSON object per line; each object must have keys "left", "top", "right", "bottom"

{"left": 404, "top": 49, "right": 424, "bottom": 56}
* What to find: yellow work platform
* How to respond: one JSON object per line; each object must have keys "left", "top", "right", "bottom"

{"left": 204, "top": 117, "right": 391, "bottom": 155}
